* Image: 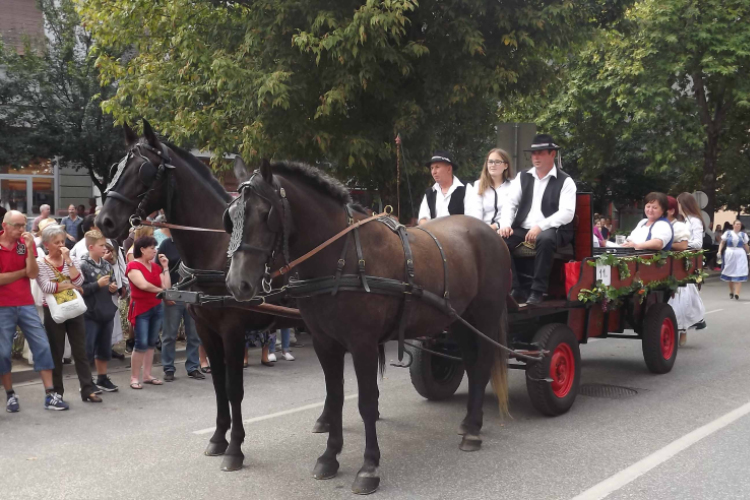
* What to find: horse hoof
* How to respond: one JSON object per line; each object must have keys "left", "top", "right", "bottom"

{"left": 204, "top": 441, "right": 228, "bottom": 456}
{"left": 459, "top": 435, "right": 482, "bottom": 452}
{"left": 312, "top": 458, "right": 339, "bottom": 480}
{"left": 220, "top": 454, "right": 244, "bottom": 472}
{"left": 352, "top": 472, "right": 380, "bottom": 495}
{"left": 311, "top": 420, "right": 330, "bottom": 433}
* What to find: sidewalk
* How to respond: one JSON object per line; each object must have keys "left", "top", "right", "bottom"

{"left": 10, "top": 340, "right": 190, "bottom": 384}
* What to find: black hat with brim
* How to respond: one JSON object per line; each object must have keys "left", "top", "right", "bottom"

{"left": 425, "top": 150, "right": 458, "bottom": 170}
{"left": 523, "top": 134, "right": 561, "bottom": 152}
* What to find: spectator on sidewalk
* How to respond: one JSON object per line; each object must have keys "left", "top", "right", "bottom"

{"left": 80, "top": 230, "right": 120, "bottom": 393}
{"left": 76, "top": 205, "right": 86, "bottom": 219}
{"left": 70, "top": 215, "right": 97, "bottom": 261}
{"left": 31, "top": 204, "right": 51, "bottom": 233}
{"left": 103, "top": 242, "right": 127, "bottom": 360}
{"left": 126, "top": 236, "right": 170, "bottom": 389}
{"left": 37, "top": 224, "right": 101, "bottom": 404}
{"left": 157, "top": 226, "right": 204, "bottom": 381}
{"left": 0, "top": 211, "right": 62, "bottom": 412}
{"left": 268, "top": 328, "right": 295, "bottom": 362}
{"left": 60, "top": 205, "right": 83, "bottom": 248}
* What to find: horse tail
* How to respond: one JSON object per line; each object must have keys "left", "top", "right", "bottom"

{"left": 378, "top": 344, "right": 386, "bottom": 379}
{"left": 490, "top": 299, "right": 510, "bottom": 418}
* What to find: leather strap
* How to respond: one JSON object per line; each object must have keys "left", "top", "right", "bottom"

{"left": 133, "top": 218, "right": 226, "bottom": 233}
{"left": 270, "top": 211, "right": 387, "bottom": 279}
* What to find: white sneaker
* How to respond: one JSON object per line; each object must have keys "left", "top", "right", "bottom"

{"left": 267, "top": 353, "right": 277, "bottom": 362}
{"left": 281, "top": 351, "right": 295, "bottom": 361}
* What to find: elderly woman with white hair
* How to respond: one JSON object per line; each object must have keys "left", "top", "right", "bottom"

{"left": 36, "top": 224, "right": 101, "bottom": 404}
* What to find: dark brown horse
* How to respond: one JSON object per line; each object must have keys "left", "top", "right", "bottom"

{"left": 96, "top": 122, "right": 301, "bottom": 472}
{"left": 225, "top": 160, "right": 510, "bottom": 494}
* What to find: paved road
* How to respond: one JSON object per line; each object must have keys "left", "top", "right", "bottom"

{"left": 2, "top": 278, "right": 749, "bottom": 500}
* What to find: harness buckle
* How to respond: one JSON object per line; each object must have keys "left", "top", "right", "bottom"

{"left": 262, "top": 264, "right": 273, "bottom": 294}
{"left": 358, "top": 259, "right": 366, "bottom": 267}
{"left": 129, "top": 215, "right": 142, "bottom": 229}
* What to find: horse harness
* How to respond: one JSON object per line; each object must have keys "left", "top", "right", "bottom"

{"left": 230, "top": 172, "right": 541, "bottom": 362}
{"left": 105, "top": 142, "right": 178, "bottom": 226}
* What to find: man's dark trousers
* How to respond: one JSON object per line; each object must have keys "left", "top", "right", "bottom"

{"left": 504, "top": 227, "right": 560, "bottom": 293}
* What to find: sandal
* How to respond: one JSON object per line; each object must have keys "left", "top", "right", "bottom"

{"left": 261, "top": 360, "right": 274, "bottom": 367}
{"left": 200, "top": 366, "right": 212, "bottom": 374}
{"left": 143, "top": 378, "right": 163, "bottom": 385}
{"left": 130, "top": 381, "right": 143, "bottom": 390}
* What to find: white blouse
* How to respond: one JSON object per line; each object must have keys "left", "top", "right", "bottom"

{"left": 627, "top": 218, "right": 673, "bottom": 248}
{"left": 465, "top": 180, "right": 513, "bottom": 226}
{"left": 672, "top": 220, "right": 690, "bottom": 243}
{"left": 722, "top": 230, "right": 749, "bottom": 248}
{"left": 683, "top": 216, "right": 704, "bottom": 250}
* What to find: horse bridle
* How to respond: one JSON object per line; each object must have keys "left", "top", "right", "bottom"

{"left": 104, "top": 142, "right": 175, "bottom": 225}
{"left": 224, "top": 170, "right": 292, "bottom": 293}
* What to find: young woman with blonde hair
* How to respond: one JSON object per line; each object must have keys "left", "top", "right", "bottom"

{"left": 465, "top": 148, "right": 513, "bottom": 231}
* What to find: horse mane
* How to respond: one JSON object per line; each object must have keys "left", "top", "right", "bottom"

{"left": 271, "top": 161, "right": 352, "bottom": 205}
{"left": 166, "top": 143, "right": 232, "bottom": 203}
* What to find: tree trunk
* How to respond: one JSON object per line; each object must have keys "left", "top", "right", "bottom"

{"left": 702, "top": 133, "right": 718, "bottom": 228}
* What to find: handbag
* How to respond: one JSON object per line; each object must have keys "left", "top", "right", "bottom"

{"left": 44, "top": 259, "right": 87, "bottom": 324}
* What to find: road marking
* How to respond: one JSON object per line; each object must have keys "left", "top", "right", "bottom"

{"left": 570, "top": 400, "right": 750, "bottom": 500}
{"left": 193, "top": 394, "right": 359, "bottom": 435}
{"left": 704, "top": 309, "right": 723, "bottom": 315}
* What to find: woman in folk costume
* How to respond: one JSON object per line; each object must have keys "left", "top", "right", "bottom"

{"left": 719, "top": 220, "right": 750, "bottom": 300}
{"left": 666, "top": 196, "right": 705, "bottom": 346}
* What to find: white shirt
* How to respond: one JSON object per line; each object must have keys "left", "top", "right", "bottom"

{"left": 683, "top": 216, "right": 704, "bottom": 250}
{"left": 465, "top": 180, "right": 513, "bottom": 226}
{"left": 627, "top": 218, "right": 673, "bottom": 248}
{"left": 418, "top": 176, "right": 465, "bottom": 222}
{"left": 499, "top": 166, "right": 576, "bottom": 231}
{"left": 70, "top": 238, "right": 89, "bottom": 261}
{"left": 671, "top": 219, "right": 690, "bottom": 243}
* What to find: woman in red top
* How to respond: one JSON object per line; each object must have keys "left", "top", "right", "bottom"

{"left": 125, "top": 236, "right": 170, "bottom": 389}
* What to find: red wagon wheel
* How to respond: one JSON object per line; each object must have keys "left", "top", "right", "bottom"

{"left": 526, "top": 323, "right": 581, "bottom": 416}
{"left": 642, "top": 302, "right": 678, "bottom": 374}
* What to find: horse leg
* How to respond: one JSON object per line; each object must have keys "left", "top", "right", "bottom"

{"left": 195, "top": 322, "right": 230, "bottom": 458}
{"left": 220, "top": 331, "right": 247, "bottom": 471}
{"left": 453, "top": 321, "right": 482, "bottom": 450}
{"left": 350, "top": 344, "right": 382, "bottom": 495}
{"left": 311, "top": 333, "right": 346, "bottom": 480}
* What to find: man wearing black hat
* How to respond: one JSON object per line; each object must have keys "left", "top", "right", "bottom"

{"left": 498, "top": 134, "right": 577, "bottom": 304}
{"left": 417, "top": 150, "right": 466, "bottom": 225}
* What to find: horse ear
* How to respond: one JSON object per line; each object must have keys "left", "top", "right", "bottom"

{"left": 260, "top": 158, "right": 272, "bottom": 183}
{"left": 142, "top": 119, "right": 159, "bottom": 148}
{"left": 123, "top": 123, "right": 138, "bottom": 145}
{"left": 234, "top": 156, "right": 250, "bottom": 182}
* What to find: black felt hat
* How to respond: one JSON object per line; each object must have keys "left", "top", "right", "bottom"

{"left": 524, "top": 134, "right": 561, "bottom": 152}
{"left": 424, "top": 150, "right": 458, "bottom": 170}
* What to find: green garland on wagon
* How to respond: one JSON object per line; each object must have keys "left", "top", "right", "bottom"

{"left": 578, "top": 251, "right": 708, "bottom": 311}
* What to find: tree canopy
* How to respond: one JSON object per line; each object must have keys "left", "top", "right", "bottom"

{"left": 0, "top": 0, "right": 126, "bottom": 196}
{"left": 503, "top": 0, "right": 750, "bottom": 218}
{"left": 77, "top": 0, "right": 626, "bottom": 218}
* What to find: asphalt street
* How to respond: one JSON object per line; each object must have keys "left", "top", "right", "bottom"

{"left": 2, "top": 277, "right": 749, "bottom": 500}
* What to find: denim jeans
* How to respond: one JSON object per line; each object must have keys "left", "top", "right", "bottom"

{"left": 85, "top": 317, "right": 114, "bottom": 362}
{"left": 268, "top": 328, "right": 291, "bottom": 355}
{"left": 134, "top": 303, "right": 163, "bottom": 352}
{"left": 0, "top": 305, "right": 55, "bottom": 374}
{"left": 161, "top": 302, "right": 201, "bottom": 374}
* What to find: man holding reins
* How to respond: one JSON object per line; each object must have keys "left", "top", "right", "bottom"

{"left": 498, "top": 134, "right": 577, "bottom": 305}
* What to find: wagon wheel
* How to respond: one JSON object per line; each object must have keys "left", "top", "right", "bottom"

{"left": 409, "top": 341, "right": 465, "bottom": 401}
{"left": 526, "top": 323, "right": 581, "bottom": 416}
{"left": 641, "top": 302, "right": 678, "bottom": 374}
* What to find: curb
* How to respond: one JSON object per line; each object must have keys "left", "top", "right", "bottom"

{"left": 11, "top": 346, "right": 189, "bottom": 385}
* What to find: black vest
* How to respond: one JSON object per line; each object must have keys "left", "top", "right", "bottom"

{"left": 513, "top": 169, "right": 575, "bottom": 242}
{"left": 425, "top": 185, "right": 466, "bottom": 219}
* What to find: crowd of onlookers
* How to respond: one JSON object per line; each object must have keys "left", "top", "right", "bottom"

{"left": 1, "top": 206, "right": 297, "bottom": 413}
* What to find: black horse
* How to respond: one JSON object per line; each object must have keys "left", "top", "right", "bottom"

{"left": 225, "top": 160, "right": 510, "bottom": 494}
{"left": 96, "top": 122, "right": 302, "bottom": 472}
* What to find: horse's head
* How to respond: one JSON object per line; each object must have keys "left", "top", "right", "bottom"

{"left": 96, "top": 120, "right": 174, "bottom": 240}
{"left": 225, "top": 159, "right": 289, "bottom": 301}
